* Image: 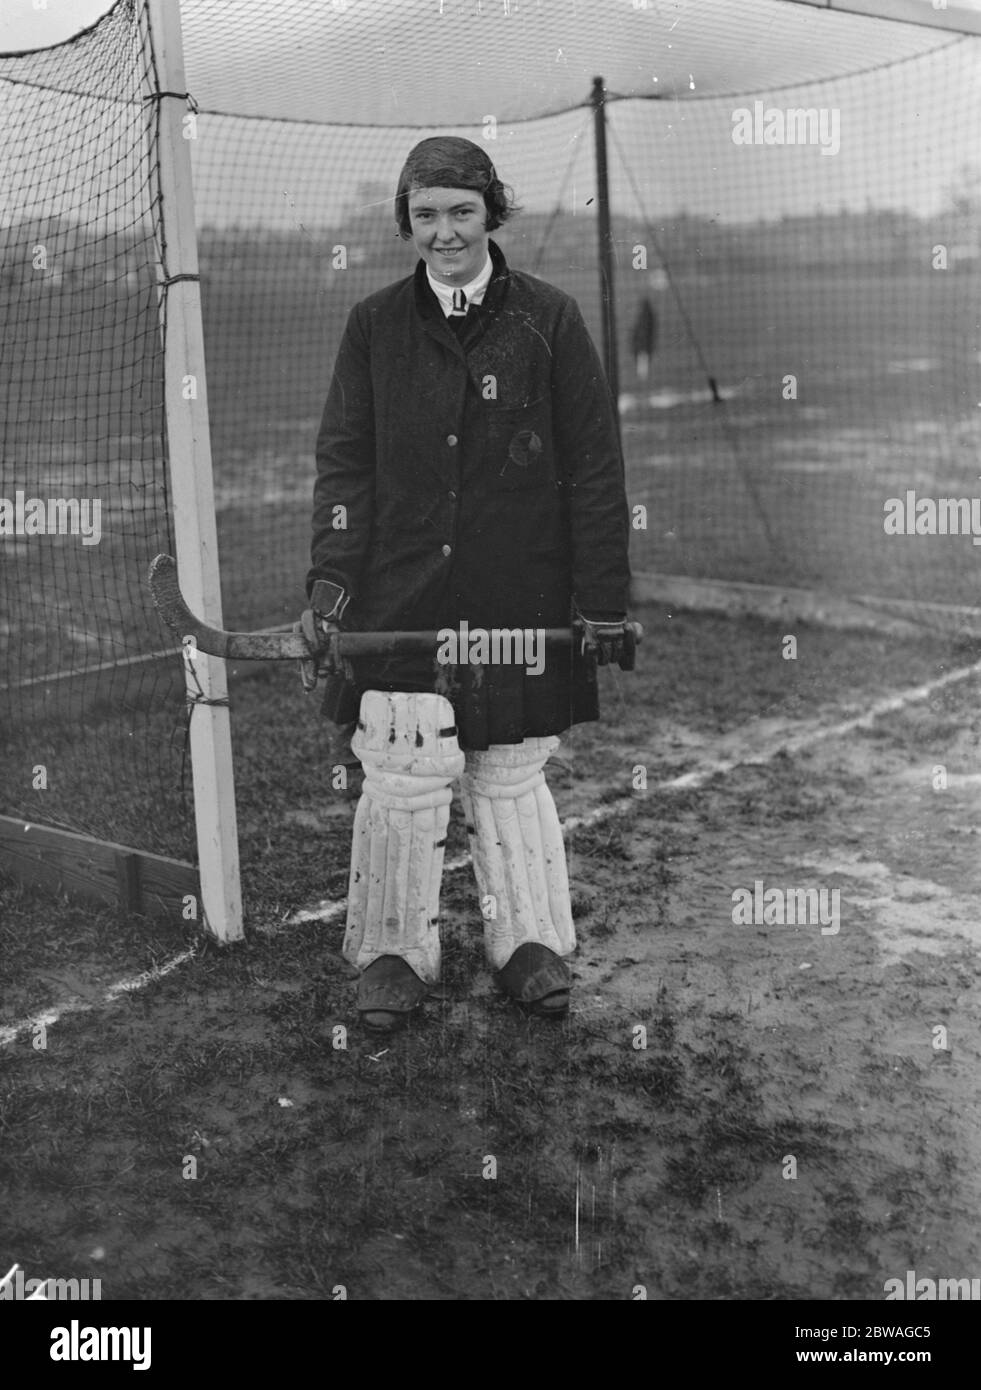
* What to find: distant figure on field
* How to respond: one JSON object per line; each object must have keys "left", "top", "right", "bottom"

{"left": 630, "top": 296, "right": 657, "bottom": 382}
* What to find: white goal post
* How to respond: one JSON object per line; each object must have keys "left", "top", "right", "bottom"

{"left": 143, "top": 0, "right": 242, "bottom": 942}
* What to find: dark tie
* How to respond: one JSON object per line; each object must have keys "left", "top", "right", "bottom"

{"left": 449, "top": 288, "right": 468, "bottom": 316}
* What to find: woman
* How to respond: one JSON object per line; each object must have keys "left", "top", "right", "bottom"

{"left": 306, "top": 136, "right": 631, "bottom": 1033}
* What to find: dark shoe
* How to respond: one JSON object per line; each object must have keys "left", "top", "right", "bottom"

{"left": 357, "top": 955, "right": 430, "bottom": 1033}
{"left": 496, "top": 942, "right": 571, "bottom": 1019}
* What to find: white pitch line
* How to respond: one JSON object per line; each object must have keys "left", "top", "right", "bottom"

{"left": 662, "top": 654, "right": 981, "bottom": 791}
{"left": 285, "top": 655, "right": 981, "bottom": 926}
{"left": 0, "top": 948, "right": 196, "bottom": 1049}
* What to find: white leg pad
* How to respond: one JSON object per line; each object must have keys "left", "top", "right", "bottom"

{"left": 459, "top": 736, "right": 576, "bottom": 970}
{"left": 343, "top": 690, "right": 465, "bottom": 982}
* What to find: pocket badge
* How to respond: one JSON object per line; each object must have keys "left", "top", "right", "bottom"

{"left": 505, "top": 428, "right": 543, "bottom": 471}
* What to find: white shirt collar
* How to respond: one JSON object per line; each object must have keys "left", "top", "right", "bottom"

{"left": 426, "top": 250, "right": 493, "bottom": 317}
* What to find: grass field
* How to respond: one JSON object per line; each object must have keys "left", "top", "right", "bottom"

{"left": 3, "top": 601, "right": 980, "bottom": 1299}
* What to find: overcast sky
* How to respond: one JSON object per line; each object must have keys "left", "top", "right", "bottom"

{"left": 0, "top": 0, "right": 115, "bottom": 50}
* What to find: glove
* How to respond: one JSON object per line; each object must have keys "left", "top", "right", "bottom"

{"left": 577, "top": 610, "right": 629, "bottom": 667}
{"left": 295, "top": 580, "right": 350, "bottom": 693}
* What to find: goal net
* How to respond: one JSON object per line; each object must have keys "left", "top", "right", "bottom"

{"left": 0, "top": 0, "right": 191, "bottom": 866}
{"left": 1, "top": 0, "right": 979, "bottom": 910}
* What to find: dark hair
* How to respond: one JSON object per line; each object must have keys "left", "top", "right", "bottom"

{"left": 394, "top": 136, "right": 521, "bottom": 239}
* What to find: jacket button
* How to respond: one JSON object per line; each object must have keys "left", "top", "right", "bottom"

{"left": 441, "top": 544, "right": 452, "bottom": 557}
{"left": 446, "top": 434, "right": 458, "bottom": 446}
{"left": 448, "top": 490, "right": 457, "bottom": 500}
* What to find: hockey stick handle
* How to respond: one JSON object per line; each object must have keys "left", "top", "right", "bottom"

{"left": 312, "top": 626, "right": 643, "bottom": 654}
{"left": 148, "top": 554, "right": 642, "bottom": 661}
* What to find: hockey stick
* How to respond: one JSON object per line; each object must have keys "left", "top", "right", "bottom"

{"left": 148, "top": 554, "right": 642, "bottom": 665}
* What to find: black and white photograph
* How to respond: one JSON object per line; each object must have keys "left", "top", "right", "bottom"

{"left": 1, "top": 0, "right": 980, "bottom": 1339}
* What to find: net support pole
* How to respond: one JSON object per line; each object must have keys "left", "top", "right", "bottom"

{"left": 590, "top": 75, "right": 621, "bottom": 430}
{"left": 145, "top": 0, "right": 243, "bottom": 942}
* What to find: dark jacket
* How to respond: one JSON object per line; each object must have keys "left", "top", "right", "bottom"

{"left": 307, "top": 238, "right": 630, "bottom": 749}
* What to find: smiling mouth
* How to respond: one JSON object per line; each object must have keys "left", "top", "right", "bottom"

{"left": 436, "top": 247, "right": 464, "bottom": 254}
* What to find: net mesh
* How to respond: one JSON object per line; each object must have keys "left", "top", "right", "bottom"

{"left": 1, "top": 0, "right": 979, "bottom": 873}
{"left": 0, "top": 0, "right": 192, "bottom": 859}
{"left": 177, "top": 0, "right": 962, "bottom": 124}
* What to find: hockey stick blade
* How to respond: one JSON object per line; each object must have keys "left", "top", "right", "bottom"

{"left": 149, "top": 554, "right": 310, "bottom": 659}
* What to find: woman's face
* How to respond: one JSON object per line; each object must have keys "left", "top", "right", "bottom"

{"left": 407, "top": 186, "right": 490, "bottom": 285}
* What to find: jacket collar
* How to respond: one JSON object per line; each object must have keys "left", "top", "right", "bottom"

{"left": 426, "top": 249, "right": 494, "bottom": 315}
{"left": 414, "top": 239, "right": 511, "bottom": 355}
